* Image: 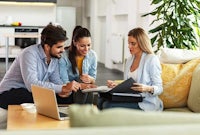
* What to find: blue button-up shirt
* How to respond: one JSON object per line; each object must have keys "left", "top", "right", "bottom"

{"left": 0, "top": 44, "right": 63, "bottom": 94}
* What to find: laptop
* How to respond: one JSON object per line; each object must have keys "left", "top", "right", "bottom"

{"left": 31, "top": 85, "right": 69, "bottom": 120}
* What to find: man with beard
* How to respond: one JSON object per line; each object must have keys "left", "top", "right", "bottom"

{"left": 0, "top": 23, "right": 80, "bottom": 110}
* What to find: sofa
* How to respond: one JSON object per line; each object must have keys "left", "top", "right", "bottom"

{"left": 1, "top": 124, "right": 200, "bottom": 135}
{"left": 2, "top": 104, "right": 200, "bottom": 135}
{"left": 1, "top": 104, "right": 200, "bottom": 134}
{"left": 1, "top": 48, "right": 200, "bottom": 132}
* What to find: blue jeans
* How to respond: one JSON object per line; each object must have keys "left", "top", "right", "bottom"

{"left": 97, "top": 97, "right": 142, "bottom": 110}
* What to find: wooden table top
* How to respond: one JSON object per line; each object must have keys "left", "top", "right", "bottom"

{"left": 7, "top": 105, "right": 70, "bottom": 130}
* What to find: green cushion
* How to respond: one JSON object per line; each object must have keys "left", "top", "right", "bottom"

{"left": 0, "top": 108, "right": 7, "bottom": 129}
{"left": 187, "top": 64, "right": 200, "bottom": 112}
{"left": 69, "top": 105, "right": 200, "bottom": 127}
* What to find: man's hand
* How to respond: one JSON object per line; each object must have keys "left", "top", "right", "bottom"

{"left": 80, "top": 74, "right": 95, "bottom": 84}
{"left": 59, "top": 81, "right": 81, "bottom": 97}
{"left": 65, "top": 81, "right": 81, "bottom": 92}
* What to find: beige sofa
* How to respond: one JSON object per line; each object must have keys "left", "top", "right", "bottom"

{"left": 1, "top": 124, "right": 200, "bottom": 135}
{"left": 2, "top": 104, "right": 200, "bottom": 134}
{"left": 1, "top": 48, "right": 200, "bottom": 132}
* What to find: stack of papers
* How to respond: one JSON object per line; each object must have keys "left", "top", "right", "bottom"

{"left": 82, "top": 86, "right": 111, "bottom": 93}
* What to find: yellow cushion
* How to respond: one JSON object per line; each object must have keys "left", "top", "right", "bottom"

{"left": 159, "top": 59, "right": 200, "bottom": 109}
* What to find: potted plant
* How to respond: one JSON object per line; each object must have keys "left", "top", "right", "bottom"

{"left": 143, "top": 0, "right": 200, "bottom": 52}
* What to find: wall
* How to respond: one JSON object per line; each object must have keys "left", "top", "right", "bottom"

{"left": 83, "top": 0, "right": 153, "bottom": 71}
{"left": 57, "top": 0, "right": 83, "bottom": 26}
{"left": 0, "top": 0, "right": 155, "bottom": 72}
{"left": 56, "top": 6, "right": 76, "bottom": 45}
{"left": 0, "top": 2, "right": 56, "bottom": 26}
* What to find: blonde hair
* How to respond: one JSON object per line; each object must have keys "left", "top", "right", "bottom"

{"left": 128, "top": 27, "right": 154, "bottom": 54}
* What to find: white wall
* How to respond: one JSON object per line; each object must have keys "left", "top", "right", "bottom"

{"left": 56, "top": 7, "right": 76, "bottom": 46}
{"left": 0, "top": 3, "right": 56, "bottom": 26}
{"left": 83, "top": 0, "right": 154, "bottom": 71}
{"left": 57, "top": 0, "right": 83, "bottom": 25}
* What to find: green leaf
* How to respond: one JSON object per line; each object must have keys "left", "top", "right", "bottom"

{"left": 151, "top": 35, "right": 158, "bottom": 45}
{"left": 152, "top": 0, "right": 163, "bottom": 5}
{"left": 143, "top": 0, "right": 200, "bottom": 52}
{"left": 142, "top": 11, "right": 158, "bottom": 17}
{"left": 149, "top": 24, "right": 164, "bottom": 33}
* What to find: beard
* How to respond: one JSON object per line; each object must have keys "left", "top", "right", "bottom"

{"left": 49, "top": 49, "right": 63, "bottom": 59}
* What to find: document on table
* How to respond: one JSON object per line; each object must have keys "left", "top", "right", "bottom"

{"left": 82, "top": 86, "right": 111, "bottom": 93}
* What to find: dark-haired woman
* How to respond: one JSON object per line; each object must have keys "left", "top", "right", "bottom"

{"left": 59, "top": 26, "right": 97, "bottom": 104}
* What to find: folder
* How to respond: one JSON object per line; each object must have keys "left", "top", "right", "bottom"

{"left": 99, "top": 78, "right": 144, "bottom": 102}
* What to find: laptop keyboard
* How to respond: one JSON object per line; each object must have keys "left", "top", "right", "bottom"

{"left": 59, "top": 112, "right": 68, "bottom": 117}
{"left": 58, "top": 106, "right": 69, "bottom": 117}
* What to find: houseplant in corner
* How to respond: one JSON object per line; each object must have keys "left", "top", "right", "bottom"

{"left": 143, "top": 0, "right": 200, "bottom": 52}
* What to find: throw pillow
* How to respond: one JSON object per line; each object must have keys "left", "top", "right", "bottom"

{"left": 0, "top": 108, "right": 7, "bottom": 129}
{"left": 159, "top": 59, "right": 200, "bottom": 109}
{"left": 158, "top": 48, "right": 200, "bottom": 64}
{"left": 187, "top": 64, "right": 200, "bottom": 112}
{"left": 68, "top": 104, "right": 200, "bottom": 127}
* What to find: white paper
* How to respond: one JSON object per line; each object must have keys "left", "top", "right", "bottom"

{"left": 82, "top": 86, "right": 111, "bottom": 93}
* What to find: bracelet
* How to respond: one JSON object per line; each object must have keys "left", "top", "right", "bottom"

{"left": 150, "top": 87, "right": 154, "bottom": 94}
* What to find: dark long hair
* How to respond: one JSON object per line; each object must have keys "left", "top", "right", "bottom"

{"left": 68, "top": 26, "right": 91, "bottom": 74}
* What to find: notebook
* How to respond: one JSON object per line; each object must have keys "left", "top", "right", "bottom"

{"left": 31, "top": 85, "right": 69, "bottom": 120}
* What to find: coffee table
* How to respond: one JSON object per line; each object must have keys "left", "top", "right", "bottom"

{"left": 7, "top": 105, "right": 70, "bottom": 130}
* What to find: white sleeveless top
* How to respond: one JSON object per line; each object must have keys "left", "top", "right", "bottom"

{"left": 128, "top": 68, "right": 138, "bottom": 82}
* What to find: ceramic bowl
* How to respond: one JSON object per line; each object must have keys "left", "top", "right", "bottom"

{"left": 20, "top": 103, "right": 36, "bottom": 113}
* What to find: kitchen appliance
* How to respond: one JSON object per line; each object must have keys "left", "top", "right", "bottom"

{"left": 15, "top": 28, "right": 39, "bottom": 48}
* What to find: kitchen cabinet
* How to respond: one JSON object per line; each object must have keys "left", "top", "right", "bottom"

{"left": 0, "top": 0, "right": 56, "bottom": 3}
{"left": 0, "top": 0, "right": 15, "bottom": 1}
{"left": 0, "top": 28, "right": 14, "bottom": 46}
{"left": 16, "top": 0, "right": 56, "bottom": 3}
{"left": 38, "top": 28, "right": 43, "bottom": 44}
{"left": 38, "top": 0, "right": 56, "bottom": 2}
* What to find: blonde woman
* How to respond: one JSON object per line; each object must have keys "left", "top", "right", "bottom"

{"left": 98, "top": 27, "right": 163, "bottom": 111}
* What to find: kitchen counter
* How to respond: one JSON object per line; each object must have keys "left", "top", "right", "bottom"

{"left": 0, "top": 25, "right": 45, "bottom": 28}
{"left": 1, "top": 33, "right": 41, "bottom": 71}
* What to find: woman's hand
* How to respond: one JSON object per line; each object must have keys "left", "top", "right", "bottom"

{"left": 107, "top": 80, "right": 117, "bottom": 88}
{"left": 131, "top": 83, "right": 154, "bottom": 93}
{"left": 80, "top": 74, "right": 95, "bottom": 84}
